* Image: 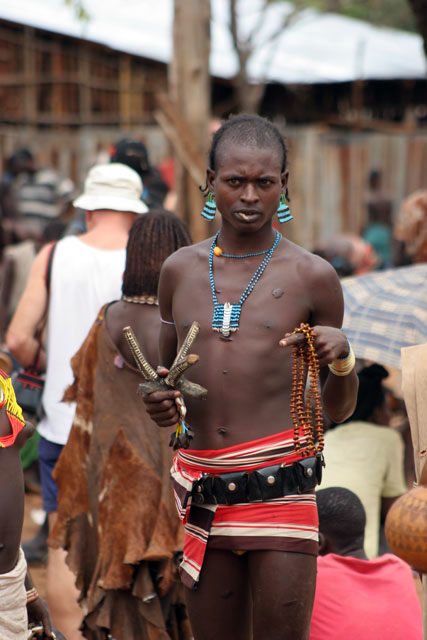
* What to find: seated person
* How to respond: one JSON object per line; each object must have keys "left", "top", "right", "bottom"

{"left": 320, "top": 363, "right": 407, "bottom": 557}
{"left": 0, "top": 369, "right": 53, "bottom": 639}
{"left": 310, "top": 486, "right": 422, "bottom": 640}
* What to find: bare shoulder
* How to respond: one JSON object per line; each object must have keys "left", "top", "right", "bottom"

{"left": 282, "top": 239, "right": 340, "bottom": 287}
{"left": 161, "top": 237, "right": 212, "bottom": 275}
{"left": 31, "top": 242, "right": 54, "bottom": 275}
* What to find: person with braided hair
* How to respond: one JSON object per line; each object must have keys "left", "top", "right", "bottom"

{"left": 50, "top": 211, "right": 192, "bottom": 640}
{"left": 142, "top": 114, "right": 359, "bottom": 640}
{"left": 320, "top": 363, "right": 407, "bottom": 559}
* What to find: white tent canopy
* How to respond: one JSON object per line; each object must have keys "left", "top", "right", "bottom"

{"left": 1, "top": 0, "right": 426, "bottom": 84}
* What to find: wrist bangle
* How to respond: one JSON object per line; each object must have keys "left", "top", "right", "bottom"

{"left": 328, "top": 344, "right": 356, "bottom": 376}
{"left": 26, "top": 587, "right": 39, "bottom": 604}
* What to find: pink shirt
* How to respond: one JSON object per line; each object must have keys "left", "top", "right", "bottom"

{"left": 310, "top": 554, "right": 422, "bottom": 640}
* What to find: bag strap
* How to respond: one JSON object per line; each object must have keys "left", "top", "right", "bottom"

{"left": 31, "top": 241, "right": 57, "bottom": 370}
{"left": 45, "top": 241, "right": 57, "bottom": 292}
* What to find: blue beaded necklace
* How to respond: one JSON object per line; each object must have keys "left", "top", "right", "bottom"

{"left": 209, "top": 230, "right": 282, "bottom": 337}
{"left": 219, "top": 247, "right": 271, "bottom": 258}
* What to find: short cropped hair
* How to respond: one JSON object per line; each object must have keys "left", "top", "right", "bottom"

{"left": 208, "top": 114, "right": 288, "bottom": 173}
{"left": 347, "top": 363, "right": 389, "bottom": 423}
{"left": 317, "top": 487, "right": 366, "bottom": 547}
{"left": 122, "top": 210, "right": 191, "bottom": 297}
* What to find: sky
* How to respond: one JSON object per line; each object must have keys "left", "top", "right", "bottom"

{"left": 0, "top": 0, "right": 425, "bottom": 83}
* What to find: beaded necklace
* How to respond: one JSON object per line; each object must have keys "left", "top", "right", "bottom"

{"left": 214, "top": 246, "right": 271, "bottom": 259}
{"left": 209, "top": 230, "right": 282, "bottom": 338}
{"left": 290, "top": 324, "right": 324, "bottom": 456}
{"left": 122, "top": 294, "right": 159, "bottom": 306}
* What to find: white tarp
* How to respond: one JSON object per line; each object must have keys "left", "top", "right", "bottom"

{"left": 0, "top": 0, "right": 425, "bottom": 83}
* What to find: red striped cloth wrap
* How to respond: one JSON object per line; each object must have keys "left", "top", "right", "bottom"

{"left": 171, "top": 428, "right": 319, "bottom": 589}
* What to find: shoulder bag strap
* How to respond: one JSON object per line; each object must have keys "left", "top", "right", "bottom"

{"left": 31, "top": 241, "right": 57, "bottom": 370}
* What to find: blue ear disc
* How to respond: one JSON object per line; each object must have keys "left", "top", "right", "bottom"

{"left": 201, "top": 193, "right": 217, "bottom": 221}
{"left": 277, "top": 194, "right": 293, "bottom": 224}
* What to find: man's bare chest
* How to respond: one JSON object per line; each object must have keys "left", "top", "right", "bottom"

{"left": 172, "top": 259, "right": 311, "bottom": 339}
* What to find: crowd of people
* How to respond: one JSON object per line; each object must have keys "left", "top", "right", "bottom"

{"left": 0, "top": 116, "right": 423, "bottom": 639}
{"left": 313, "top": 169, "right": 427, "bottom": 277}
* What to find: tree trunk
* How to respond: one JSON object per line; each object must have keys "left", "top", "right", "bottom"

{"left": 229, "top": 0, "right": 265, "bottom": 113}
{"left": 169, "top": 0, "right": 211, "bottom": 242}
{"left": 407, "top": 0, "right": 427, "bottom": 56}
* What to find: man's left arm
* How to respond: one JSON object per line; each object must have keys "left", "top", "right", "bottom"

{"left": 310, "top": 260, "right": 358, "bottom": 423}
{"left": 281, "top": 258, "right": 358, "bottom": 424}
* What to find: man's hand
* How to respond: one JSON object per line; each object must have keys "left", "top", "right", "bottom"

{"left": 142, "top": 367, "right": 182, "bottom": 427}
{"left": 27, "top": 597, "right": 54, "bottom": 638}
{"left": 279, "top": 324, "right": 349, "bottom": 368}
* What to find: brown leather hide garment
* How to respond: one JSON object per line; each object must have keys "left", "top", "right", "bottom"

{"left": 51, "top": 307, "right": 189, "bottom": 640}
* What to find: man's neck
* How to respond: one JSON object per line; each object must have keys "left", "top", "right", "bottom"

{"left": 217, "top": 223, "right": 278, "bottom": 255}
{"left": 80, "top": 210, "right": 136, "bottom": 250}
{"left": 335, "top": 545, "right": 368, "bottom": 561}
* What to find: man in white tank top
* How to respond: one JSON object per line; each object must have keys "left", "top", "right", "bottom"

{"left": 6, "top": 163, "right": 148, "bottom": 640}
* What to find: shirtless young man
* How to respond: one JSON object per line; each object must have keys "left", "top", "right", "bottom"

{"left": 144, "top": 115, "right": 358, "bottom": 640}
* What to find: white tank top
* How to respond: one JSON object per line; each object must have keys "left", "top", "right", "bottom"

{"left": 37, "top": 236, "right": 125, "bottom": 444}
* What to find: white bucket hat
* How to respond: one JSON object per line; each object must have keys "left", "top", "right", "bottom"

{"left": 73, "top": 163, "right": 148, "bottom": 215}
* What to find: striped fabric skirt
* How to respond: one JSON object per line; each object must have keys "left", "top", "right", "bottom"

{"left": 171, "top": 428, "right": 319, "bottom": 589}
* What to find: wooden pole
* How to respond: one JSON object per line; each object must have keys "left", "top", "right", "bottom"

{"left": 119, "top": 54, "right": 132, "bottom": 130}
{"left": 23, "top": 27, "right": 37, "bottom": 126}
{"left": 169, "top": 0, "right": 210, "bottom": 241}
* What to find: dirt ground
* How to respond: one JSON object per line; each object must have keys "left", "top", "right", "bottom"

{"left": 22, "top": 492, "right": 47, "bottom": 600}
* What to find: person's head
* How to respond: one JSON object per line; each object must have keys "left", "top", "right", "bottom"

{"left": 122, "top": 210, "right": 192, "bottom": 297}
{"left": 317, "top": 487, "right": 366, "bottom": 556}
{"left": 206, "top": 114, "right": 289, "bottom": 233}
{"left": 7, "top": 148, "right": 34, "bottom": 176}
{"left": 317, "top": 234, "right": 378, "bottom": 276}
{"left": 312, "top": 247, "right": 354, "bottom": 278}
{"left": 394, "top": 189, "right": 427, "bottom": 263}
{"left": 141, "top": 173, "right": 169, "bottom": 209}
{"left": 345, "top": 363, "right": 390, "bottom": 425}
{"left": 110, "top": 138, "right": 151, "bottom": 179}
{"left": 73, "top": 163, "right": 148, "bottom": 224}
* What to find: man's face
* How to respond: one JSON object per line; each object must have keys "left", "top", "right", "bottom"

{"left": 207, "top": 142, "right": 287, "bottom": 233}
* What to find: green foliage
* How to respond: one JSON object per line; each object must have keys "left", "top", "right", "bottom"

{"left": 64, "top": 0, "right": 91, "bottom": 23}
{"left": 269, "top": 0, "right": 417, "bottom": 32}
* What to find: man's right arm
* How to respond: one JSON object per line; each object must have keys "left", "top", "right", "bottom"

{"left": 6, "top": 244, "right": 50, "bottom": 368}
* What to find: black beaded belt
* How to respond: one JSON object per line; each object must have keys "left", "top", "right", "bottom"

{"left": 191, "top": 454, "right": 324, "bottom": 506}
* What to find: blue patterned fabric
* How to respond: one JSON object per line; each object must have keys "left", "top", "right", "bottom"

{"left": 341, "top": 264, "right": 427, "bottom": 368}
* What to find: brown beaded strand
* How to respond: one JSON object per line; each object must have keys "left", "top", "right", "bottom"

{"left": 290, "top": 324, "right": 324, "bottom": 456}
{"left": 291, "top": 339, "right": 307, "bottom": 452}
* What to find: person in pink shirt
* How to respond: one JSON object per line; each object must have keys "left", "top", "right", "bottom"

{"left": 311, "top": 486, "right": 422, "bottom": 640}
